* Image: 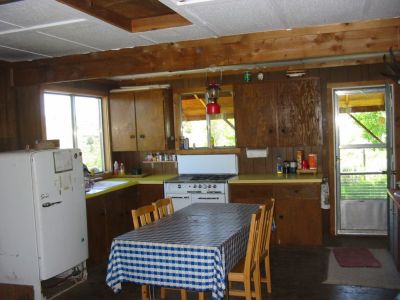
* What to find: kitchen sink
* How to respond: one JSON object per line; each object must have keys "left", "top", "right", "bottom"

{"left": 87, "top": 180, "right": 128, "bottom": 194}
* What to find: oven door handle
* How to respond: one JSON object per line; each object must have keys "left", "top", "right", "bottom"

{"left": 197, "top": 197, "right": 221, "bottom": 200}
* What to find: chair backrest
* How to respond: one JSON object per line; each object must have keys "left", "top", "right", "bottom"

{"left": 244, "top": 206, "right": 264, "bottom": 275}
{"left": 131, "top": 204, "right": 157, "bottom": 229}
{"left": 259, "top": 198, "right": 275, "bottom": 259}
{"left": 152, "top": 197, "right": 174, "bottom": 220}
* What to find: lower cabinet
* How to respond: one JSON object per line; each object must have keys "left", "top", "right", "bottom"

{"left": 86, "top": 184, "right": 165, "bottom": 267}
{"left": 86, "top": 185, "right": 138, "bottom": 267}
{"left": 229, "top": 183, "right": 322, "bottom": 246}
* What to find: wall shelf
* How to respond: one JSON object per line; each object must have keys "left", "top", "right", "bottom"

{"left": 176, "top": 148, "right": 241, "bottom": 155}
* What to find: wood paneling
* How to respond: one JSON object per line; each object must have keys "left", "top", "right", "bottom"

{"left": 11, "top": 18, "right": 400, "bottom": 86}
{"left": 16, "top": 85, "right": 43, "bottom": 149}
{"left": 0, "top": 65, "right": 18, "bottom": 151}
{"left": 0, "top": 283, "right": 33, "bottom": 300}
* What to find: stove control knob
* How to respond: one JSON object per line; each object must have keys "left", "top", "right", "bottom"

{"left": 193, "top": 184, "right": 197, "bottom": 188}
{"left": 204, "top": 185, "right": 208, "bottom": 189}
{"left": 178, "top": 184, "right": 181, "bottom": 189}
{"left": 208, "top": 184, "right": 211, "bottom": 188}
{"left": 213, "top": 184, "right": 217, "bottom": 188}
{"left": 198, "top": 184, "right": 202, "bottom": 188}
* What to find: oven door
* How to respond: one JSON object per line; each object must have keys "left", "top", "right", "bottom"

{"left": 165, "top": 193, "right": 191, "bottom": 211}
{"left": 191, "top": 193, "right": 226, "bottom": 204}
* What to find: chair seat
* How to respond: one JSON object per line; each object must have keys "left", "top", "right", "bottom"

{"left": 228, "top": 257, "right": 246, "bottom": 282}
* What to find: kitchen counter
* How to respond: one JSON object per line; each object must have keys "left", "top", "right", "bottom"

{"left": 85, "top": 174, "right": 176, "bottom": 199}
{"left": 228, "top": 173, "right": 323, "bottom": 184}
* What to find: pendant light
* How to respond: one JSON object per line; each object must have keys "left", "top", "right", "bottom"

{"left": 206, "top": 83, "right": 221, "bottom": 114}
{"left": 205, "top": 69, "right": 222, "bottom": 115}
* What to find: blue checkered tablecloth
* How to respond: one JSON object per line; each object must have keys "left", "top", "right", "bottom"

{"left": 106, "top": 203, "right": 259, "bottom": 300}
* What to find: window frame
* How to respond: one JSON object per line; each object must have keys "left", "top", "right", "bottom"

{"left": 41, "top": 86, "right": 111, "bottom": 173}
{"left": 173, "top": 84, "right": 239, "bottom": 153}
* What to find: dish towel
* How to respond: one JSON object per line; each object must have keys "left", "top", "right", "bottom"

{"left": 321, "top": 180, "right": 330, "bottom": 209}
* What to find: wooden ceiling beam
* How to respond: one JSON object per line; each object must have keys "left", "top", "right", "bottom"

{"left": 10, "top": 17, "right": 400, "bottom": 86}
{"left": 57, "top": 0, "right": 190, "bottom": 33}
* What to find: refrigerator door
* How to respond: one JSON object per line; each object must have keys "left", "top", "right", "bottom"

{"left": 31, "top": 149, "right": 88, "bottom": 280}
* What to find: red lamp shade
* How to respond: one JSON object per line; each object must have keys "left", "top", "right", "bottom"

{"left": 206, "top": 101, "right": 221, "bottom": 114}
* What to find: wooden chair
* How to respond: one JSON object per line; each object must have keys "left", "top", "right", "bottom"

{"left": 131, "top": 204, "right": 158, "bottom": 300}
{"left": 227, "top": 206, "right": 264, "bottom": 300}
{"left": 131, "top": 204, "right": 157, "bottom": 230}
{"left": 153, "top": 197, "right": 174, "bottom": 220}
{"left": 258, "top": 198, "right": 275, "bottom": 294}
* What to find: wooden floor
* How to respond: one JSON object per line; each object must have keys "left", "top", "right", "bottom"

{"left": 54, "top": 237, "right": 398, "bottom": 300}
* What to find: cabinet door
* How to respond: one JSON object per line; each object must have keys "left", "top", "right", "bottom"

{"left": 234, "top": 83, "right": 277, "bottom": 147}
{"left": 104, "top": 193, "right": 125, "bottom": 251}
{"left": 229, "top": 184, "right": 273, "bottom": 204}
{"left": 135, "top": 90, "right": 166, "bottom": 151}
{"left": 109, "top": 92, "right": 137, "bottom": 151}
{"left": 86, "top": 196, "right": 108, "bottom": 267}
{"left": 120, "top": 186, "right": 138, "bottom": 232}
{"left": 276, "top": 78, "right": 322, "bottom": 146}
{"left": 137, "top": 184, "right": 164, "bottom": 206}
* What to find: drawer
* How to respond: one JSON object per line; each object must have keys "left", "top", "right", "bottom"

{"left": 273, "top": 184, "right": 320, "bottom": 200}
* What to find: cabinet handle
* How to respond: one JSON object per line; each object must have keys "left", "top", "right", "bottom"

{"left": 139, "top": 134, "right": 145, "bottom": 139}
{"left": 278, "top": 215, "right": 284, "bottom": 219}
{"left": 130, "top": 134, "right": 136, "bottom": 139}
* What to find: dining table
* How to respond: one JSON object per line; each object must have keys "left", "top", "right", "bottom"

{"left": 106, "top": 202, "right": 260, "bottom": 300}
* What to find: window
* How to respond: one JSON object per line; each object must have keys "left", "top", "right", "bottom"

{"left": 44, "top": 92, "right": 106, "bottom": 173}
{"left": 180, "top": 87, "right": 235, "bottom": 148}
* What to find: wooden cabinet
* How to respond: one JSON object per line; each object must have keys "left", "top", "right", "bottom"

{"left": 86, "top": 185, "right": 138, "bottom": 267}
{"left": 229, "top": 183, "right": 322, "bottom": 246}
{"left": 109, "top": 89, "right": 174, "bottom": 151}
{"left": 109, "top": 91, "right": 137, "bottom": 151}
{"left": 234, "top": 78, "right": 322, "bottom": 147}
{"left": 137, "top": 184, "right": 164, "bottom": 206}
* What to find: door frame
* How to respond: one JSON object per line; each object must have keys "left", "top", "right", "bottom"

{"left": 327, "top": 80, "right": 393, "bottom": 236}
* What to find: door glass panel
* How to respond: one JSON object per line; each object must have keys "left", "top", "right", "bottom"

{"left": 340, "top": 174, "right": 387, "bottom": 200}
{"left": 339, "top": 148, "right": 387, "bottom": 173}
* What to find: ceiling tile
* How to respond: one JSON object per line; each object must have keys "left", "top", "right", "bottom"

{"left": 0, "top": 45, "right": 44, "bottom": 61}
{"left": 139, "top": 25, "right": 213, "bottom": 44}
{"left": 0, "top": 31, "right": 93, "bottom": 57}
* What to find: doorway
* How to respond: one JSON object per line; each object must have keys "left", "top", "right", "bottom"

{"left": 334, "top": 85, "right": 393, "bottom": 235}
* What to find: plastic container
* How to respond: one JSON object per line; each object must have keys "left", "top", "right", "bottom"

{"left": 308, "top": 154, "right": 317, "bottom": 170}
{"left": 119, "top": 163, "right": 125, "bottom": 176}
{"left": 113, "top": 161, "right": 119, "bottom": 175}
{"left": 277, "top": 156, "right": 283, "bottom": 175}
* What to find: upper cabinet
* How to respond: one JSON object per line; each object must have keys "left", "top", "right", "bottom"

{"left": 109, "top": 89, "right": 174, "bottom": 152}
{"left": 234, "top": 78, "right": 322, "bottom": 147}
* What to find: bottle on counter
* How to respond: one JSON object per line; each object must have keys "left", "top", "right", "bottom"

{"left": 119, "top": 163, "right": 125, "bottom": 176}
{"left": 113, "top": 161, "right": 119, "bottom": 176}
{"left": 276, "top": 156, "right": 283, "bottom": 175}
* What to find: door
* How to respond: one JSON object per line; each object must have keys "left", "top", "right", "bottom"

{"left": 135, "top": 90, "right": 166, "bottom": 151}
{"left": 32, "top": 149, "right": 88, "bottom": 280}
{"left": 334, "top": 85, "right": 393, "bottom": 235}
{"left": 109, "top": 91, "right": 137, "bottom": 151}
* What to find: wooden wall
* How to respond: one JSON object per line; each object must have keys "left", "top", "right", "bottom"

{"left": 0, "top": 65, "right": 18, "bottom": 151}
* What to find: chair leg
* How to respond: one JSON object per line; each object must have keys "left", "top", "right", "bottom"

{"left": 141, "top": 285, "right": 148, "bottom": 300}
{"left": 253, "top": 266, "right": 262, "bottom": 300}
{"left": 264, "top": 256, "right": 272, "bottom": 294}
{"left": 160, "top": 287, "right": 166, "bottom": 299}
{"left": 244, "top": 275, "right": 252, "bottom": 300}
{"left": 198, "top": 292, "right": 205, "bottom": 300}
{"left": 180, "top": 289, "right": 187, "bottom": 300}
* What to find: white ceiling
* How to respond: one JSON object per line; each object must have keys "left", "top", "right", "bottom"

{"left": 0, "top": 0, "right": 399, "bottom": 62}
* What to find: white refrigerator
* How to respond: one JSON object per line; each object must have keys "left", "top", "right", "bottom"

{"left": 0, "top": 148, "right": 88, "bottom": 299}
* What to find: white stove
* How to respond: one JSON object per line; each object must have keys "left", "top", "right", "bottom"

{"left": 164, "top": 155, "right": 238, "bottom": 211}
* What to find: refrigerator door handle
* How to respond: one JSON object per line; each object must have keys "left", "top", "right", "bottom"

{"left": 42, "top": 201, "right": 62, "bottom": 208}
